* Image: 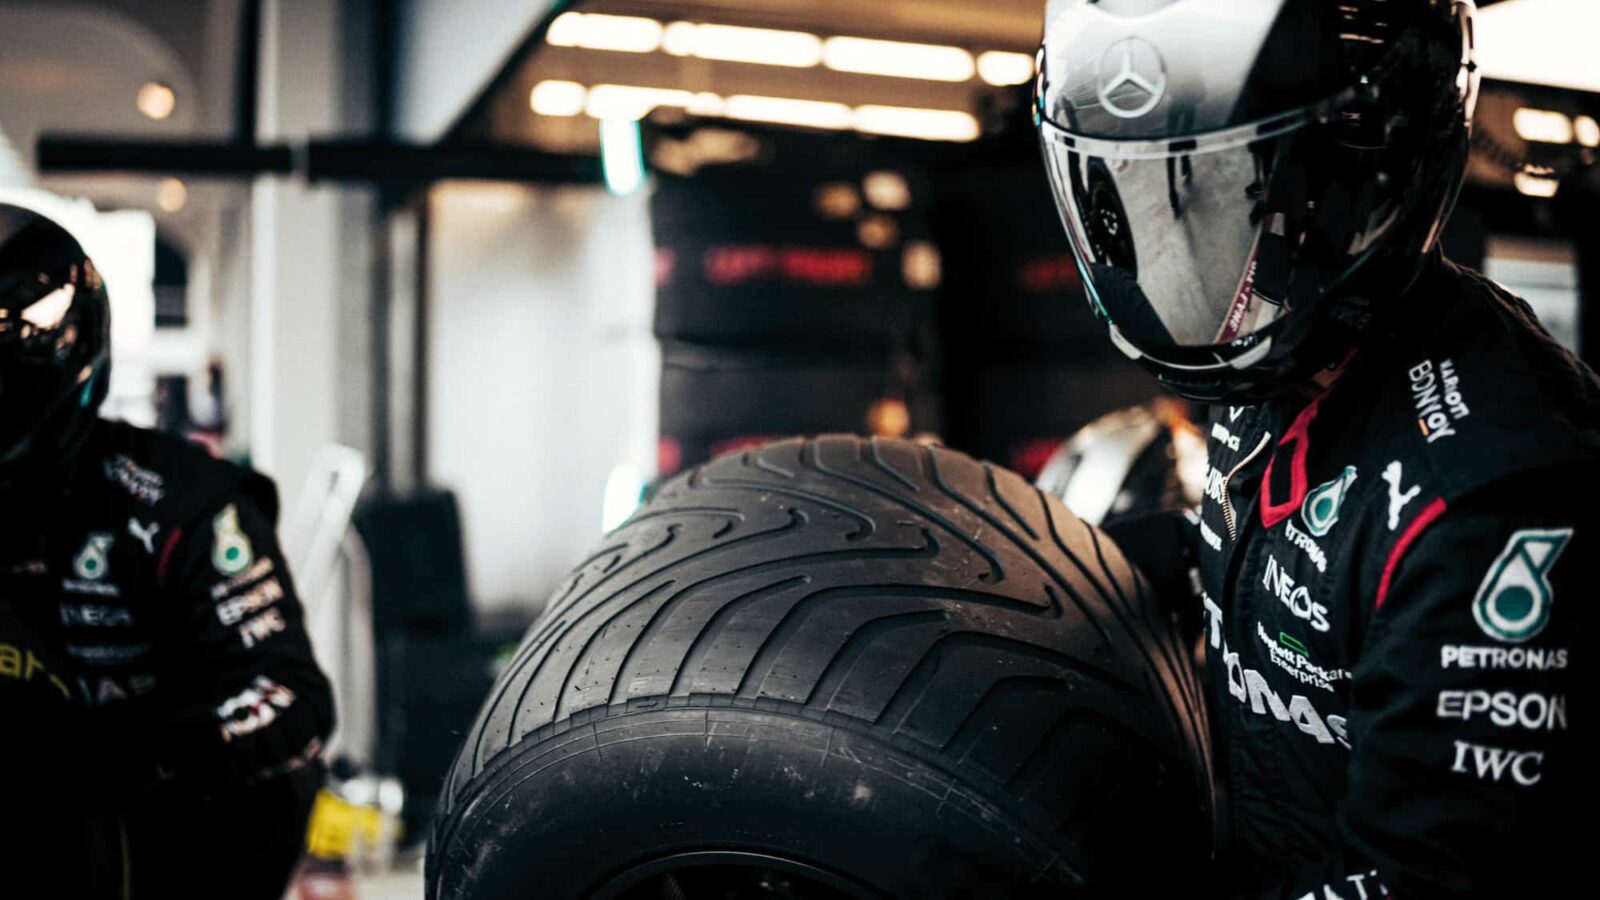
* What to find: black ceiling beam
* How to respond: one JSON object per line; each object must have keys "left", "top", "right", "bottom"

{"left": 37, "top": 136, "right": 293, "bottom": 177}
{"left": 303, "top": 140, "right": 601, "bottom": 184}
{"left": 35, "top": 135, "right": 603, "bottom": 186}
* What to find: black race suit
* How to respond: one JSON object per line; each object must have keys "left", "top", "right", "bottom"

{"left": 0, "top": 419, "right": 334, "bottom": 899}
{"left": 1181, "top": 255, "right": 1599, "bottom": 898}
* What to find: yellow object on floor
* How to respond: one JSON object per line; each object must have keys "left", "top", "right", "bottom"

{"left": 305, "top": 788, "right": 395, "bottom": 861}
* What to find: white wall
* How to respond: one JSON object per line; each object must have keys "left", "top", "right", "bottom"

{"left": 426, "top": 181, "right": 658, "bottom": 612}
{"left": 391, "top": 0, "right": 561, "bottom": 141}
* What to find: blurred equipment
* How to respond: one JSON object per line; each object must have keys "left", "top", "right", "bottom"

{"left": 351, "top": 490, "right": 534, "bottom": 844}
{"left": 650, "top": 142, "right": 941, "bottom": 476}
{"left": 1036, "top": 400, "right": 1208, "bottom": 527}
{"left": 933, "top": 162, "right": 1156, "bottom": 479}
{"left": 296, "top": 763, "right": 406, "bottom": 900}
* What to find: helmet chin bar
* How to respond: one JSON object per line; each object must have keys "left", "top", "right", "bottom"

{"left": 1107, "top": 323, "right": 1143, "bottom": 361}
{"left": 1229, "top": 338, "right": 1275, "bottom": 370}
{"left": 1107, "top": 321, "right": 1276, "bottom": 373}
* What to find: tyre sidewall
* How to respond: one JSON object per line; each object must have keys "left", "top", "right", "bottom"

{"left": 433, "top": 706, "right": 1089, "bottom": 900}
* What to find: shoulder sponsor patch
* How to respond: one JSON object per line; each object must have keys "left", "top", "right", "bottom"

{"left": 1451, "top": 740, "right": 1543, "bottom": 787}
{"left": 104, "top": 453, "right": 166, "bottom": 505}
{"left": 212, "top": 504, "right": 255, "bottom": 576}
{"left": 1301, "top": 466, "right": 1356, "bottom": 538}
{"left": 1409, "top": 358, "right": 1470, "bottom": 443}
{"left": 1473, "top": 528, "right": 1571, "bottom": 643}
{"left": 210, "top": 556, "right": 276, "bottom": 601}
{"left": 72, "top": 533, "right": 115, "bottom": 581}
{"left": 215, "top": 577, "right": 285, "bottom": 626}
{"left": 1441, "top": 644, "right": 1568, "bottom": 671}
{"left": 60, "top": 604, "right": 135, "bottom": 628}
{"left": 216, "top": 676, "right": 297, "bottom": 742}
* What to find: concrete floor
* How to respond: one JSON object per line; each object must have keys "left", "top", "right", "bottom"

{"left": 355, "top": 867, "right": 425, "bottom": 900}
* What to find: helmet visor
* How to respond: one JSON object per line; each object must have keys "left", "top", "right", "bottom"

{"left": 0, "top": 274, "right": 100, "bottom": 465}
{"left": 1041, "top": 103, "right": 1378, "bottom": 361}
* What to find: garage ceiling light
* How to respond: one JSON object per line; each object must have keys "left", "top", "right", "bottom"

{"left": 662, "top": 22, "right": 823, "bottom": 68}
{"left": 977, "top": 51, "right": 1036, "bottom": 87}
{"left": 546, "top": 12, "right": 664, "bottom": 54}
{"left": 855, "top": 105, "right": 980, "bottom": 142}
{"left": 587, "top": 84, "right": 695, "bottom": 120}
{"left": 725, "top": 95, "right": 854, "bottom": 130}
{"left": 1476, "top": 0, "right": 1600, "bottom": 92}
{"left": 1573, "top": 115, "right": 1600, "bottom": 148}
{"left": 823, "top": 37, "right": 975, "bottom": 82}
{"left": 600, "top": 118, "right": 646, "bottom": 196}
{"left": 1512, "top": 107, "right": 1575, "bottom": 144}
{"left": 538, "top": 14, "right": 1043, "bottom": 88}
{"left": 533, "top": 79, "right": 981, "bottom": 143}
{"left": 1513, "top": 170, "right": 1561, "bottom": 198}
{"left": 156, "top": 178, "right": 187, "bottom": 213}
{"left": 136, "top": 82, "right": 176, "bottom": 121}
{"left": 530, "top": 80, "right": 587, "bottom": 116}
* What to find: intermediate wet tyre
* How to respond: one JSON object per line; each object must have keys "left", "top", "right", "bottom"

{"left": 428, "top": 436, "right": 1211, "bottom": 899}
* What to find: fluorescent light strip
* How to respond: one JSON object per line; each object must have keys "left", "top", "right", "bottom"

{"left": 1513, "top": 171, "right": 1560, "bottom": 198}
{"left": 724, "top": 94, "right": 854, "bottom": 130}
{"left": 600, "top": 118, "right": 647, "bottom": 196}
{"left": 586, "top": 84, "right": 695, "bottom": 120}
{"left": 530, "top": 80, "right": 587, "bottom": 116}
{"left": 1513, "top": 108, "right": 1574, "bottom": 144}
{"left": 855, "top": 105, "right": 980, "bottom": 141}
{"left": 663, "top": 22, "right": 823, "bottom": 67}
{"left": 1477, "top": 0, "right": 1600, "bottom": 93}
{"left": 546, "top": 14, "right": 1039, "bottom": 86}
{"left": 977, "top": 51, "right": 1036, "bottom": 87}
{"left": 823, "top": 36, "right": 975, "bottom": 82}
{"left": 533, "top": 80, "right": 982, "bottom": 142}
{"left": 546, "top": 12, "right": 663, "bottom": 54}
{"left": 1576, "top": 116, "right": 1600, "bottom": 149}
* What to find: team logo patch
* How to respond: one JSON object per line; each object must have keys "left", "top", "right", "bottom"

{"left": 73, "top": 533, "right": 115, "bottom": 582}
{"left": 1301, "top": 466, "right": 1357, "bottom": 538}
{"left": 1473, "top": 529, "right": 1571, "bottom": 643}
{"left": 1096, "top": 36, "right": 1167, "bottom": 120}
{"left": 212, "top": 505, "right": 255, "bottom": 576}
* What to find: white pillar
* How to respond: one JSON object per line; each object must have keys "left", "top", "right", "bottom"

{"left": 249, "top": 0, "right": 356, "bottom": 515}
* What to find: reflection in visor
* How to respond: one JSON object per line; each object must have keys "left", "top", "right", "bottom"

{"left": 1046, "top": 127, "right": 1293, "bottom": 349}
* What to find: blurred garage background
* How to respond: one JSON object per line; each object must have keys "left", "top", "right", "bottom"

{"left": 1, "top": 0, "right": 1596, "bottom": 895}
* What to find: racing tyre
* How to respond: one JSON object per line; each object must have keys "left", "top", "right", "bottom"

{"left": 428, "top": 436, "right": 1211, "bottom": 899}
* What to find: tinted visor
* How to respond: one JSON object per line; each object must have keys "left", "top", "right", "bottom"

{"left": 1040, "top": 92, "right": 1414, "bottom": 368}
{"left": 0, "top": 275, "right": 97, "bottom": 465}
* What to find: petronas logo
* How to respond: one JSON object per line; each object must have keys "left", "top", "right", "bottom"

{"left": 73, "top": 533, "right": 115, "bottom": 581}
{"left": 1474, "top": 529, "right": 1571, "bottom": 643}
{"left": 213, "top": 504, "right": 255, "bottom": 576}
{"left": 1301, "top": 466, "right": 1357, "bottom": 538}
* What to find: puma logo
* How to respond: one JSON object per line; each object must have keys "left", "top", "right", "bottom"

{"left": 1382, "top": 461, "right": 1421, "bottom": 531}
{"left": 128, "top": 518, "right": 160, "bottom": 554}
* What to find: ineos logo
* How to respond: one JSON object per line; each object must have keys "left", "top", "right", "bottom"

{"left": 1096, "top": 37, "right": 1167, "bottom": 119}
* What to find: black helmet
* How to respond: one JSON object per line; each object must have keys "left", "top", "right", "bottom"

{"left": 0, "top": 203, "right": 111, "bottom": 477}
{"left": 1036, "top": 0, "right": 1479, "bottom": 402}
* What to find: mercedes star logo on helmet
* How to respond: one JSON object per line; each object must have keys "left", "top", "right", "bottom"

{"left": 1097, "top": 37, "right": 1167, "bottom": 119}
